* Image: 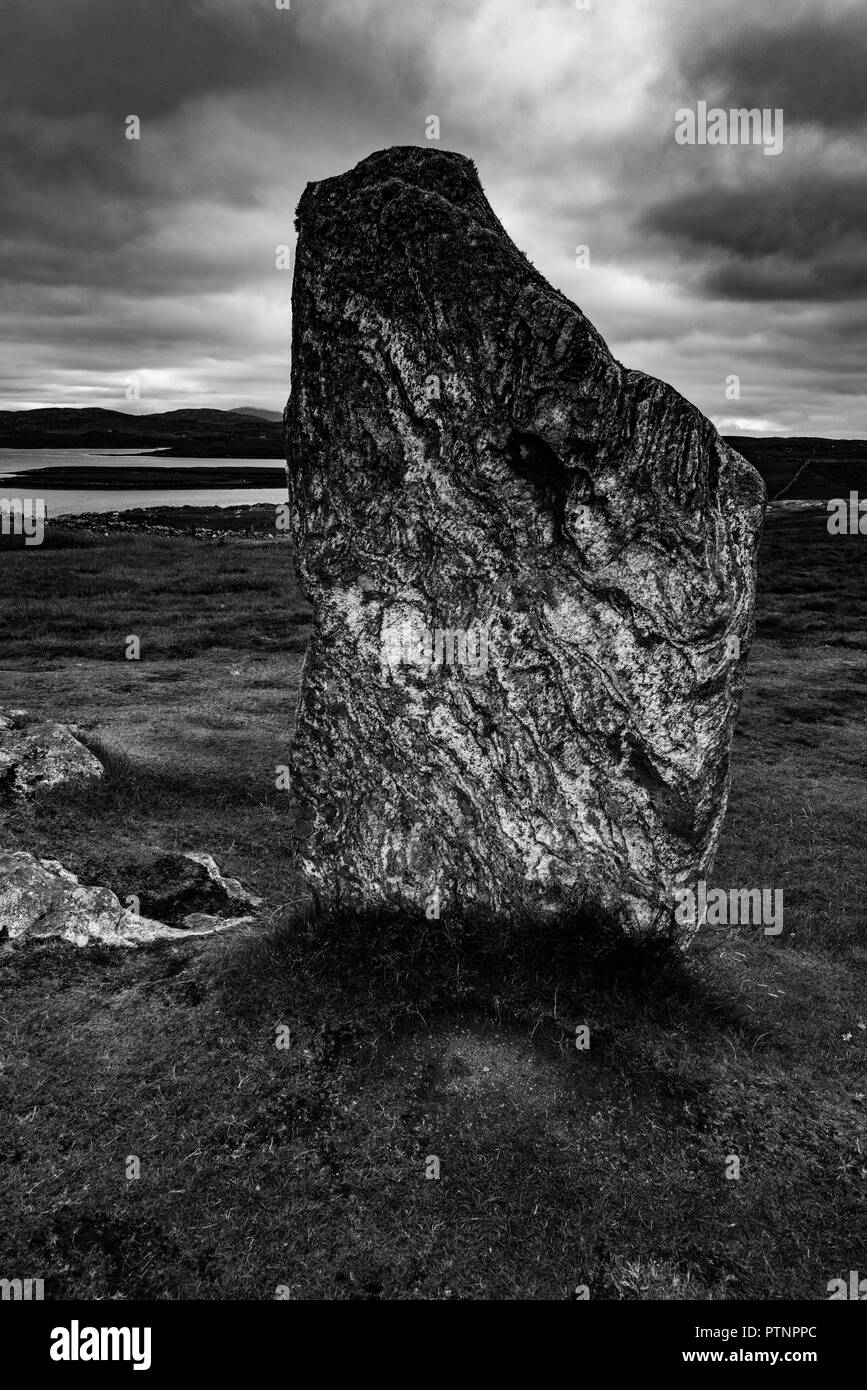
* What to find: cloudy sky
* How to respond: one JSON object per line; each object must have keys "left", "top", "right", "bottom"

{"left": 3, "top": 0, "right": 865, "bottom": 435}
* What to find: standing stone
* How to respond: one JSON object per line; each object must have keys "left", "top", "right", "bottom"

{"left": 285, "top": 146, "right": 765, "bottom": 939}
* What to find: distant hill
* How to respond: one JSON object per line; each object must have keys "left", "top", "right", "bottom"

{"left": 724, "top": 436, "right": 867, "bottom": 501}
{"left": 2, "top": 408, "right": 865, "bottom": 486}
{"left": 229, "top": 406, "right": 284, "bottom": 422}
{"left": 0, "top": 407, "right": 284, "bottom": 457}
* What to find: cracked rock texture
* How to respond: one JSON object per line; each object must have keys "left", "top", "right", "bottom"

{"left": 285, "top": 146, "right": 765, "bottom": 938}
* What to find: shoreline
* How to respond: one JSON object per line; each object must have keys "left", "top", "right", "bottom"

{"left": 52, "top": 501, "right": 286, "bottom": 539}
{"left": 0, "top": 463, "right": 286, "bottom": 488}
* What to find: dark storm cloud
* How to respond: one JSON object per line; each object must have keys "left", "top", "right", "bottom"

{"left": 1, "top": 0, "right": 866, "bottom": 433}
{"left": 622, "top": 1, "right": 867, "bottom": 325}
{"left": 680, "top": 6, "right": 867, "bottom": 130}
{"left": 0, "top": 0, "right": 427, "bottom": 298}
{"left": 2, "top": 0, "right": 318, "bottom": 119}
{"left": 641, "top": 174, "right": 867, "bottom": 301}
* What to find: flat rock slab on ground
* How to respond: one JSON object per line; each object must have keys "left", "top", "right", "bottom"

{"left": 0, "top": 850, "right": 261, "bottom": 948}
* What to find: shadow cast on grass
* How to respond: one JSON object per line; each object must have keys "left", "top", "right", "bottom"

{"left": 63, "top": 734, "right": 271, "bottom": 812}
{"left": 210, "top": 900, "right": 756, "bottom": 1055}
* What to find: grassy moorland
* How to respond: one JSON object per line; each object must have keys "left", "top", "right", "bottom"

{"left": 0, "top": 506, "right": 863, "bottom": 1300}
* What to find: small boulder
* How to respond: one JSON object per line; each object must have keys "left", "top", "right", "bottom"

{"left": 0, "top": 709, "right": 104, "bottom": 801}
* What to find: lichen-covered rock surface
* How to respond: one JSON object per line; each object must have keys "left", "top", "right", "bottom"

{"left": 0, "top": 709, "right": 104, "bottom": 802}
{"left": 0, "top": 851, "right": 191, "bottom": 947}
{"left": 0, "top": 851, "right": 262, "bottom": 948}
{"left": 286, "top": 146, "right": 765, "bottom": 937}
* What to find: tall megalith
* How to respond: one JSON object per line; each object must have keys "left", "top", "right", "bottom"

{"left": 285, "top": 146, "right": 765, "bottom": 938}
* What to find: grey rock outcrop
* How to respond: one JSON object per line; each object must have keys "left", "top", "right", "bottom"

{"left": 0, "top": 850, "right": 260, "bottom": 948}
{"left": 0, "top": 710, "right": 104, "bottom": 801}
{"left": 285, "top": 147, "right": 765, "bottom": 938}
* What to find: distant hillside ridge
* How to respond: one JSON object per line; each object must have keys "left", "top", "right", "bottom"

{"left": 1, "top": 408, "right": 864, "bottom": 484}
{"left": 0, "top": 406, "right": 284, "bottom": 458}
{"left": 229, "top": 406, "right": 284, "bottom": 421}
{"left": 725, "top": 435, "right": 867, "bottom": 501}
